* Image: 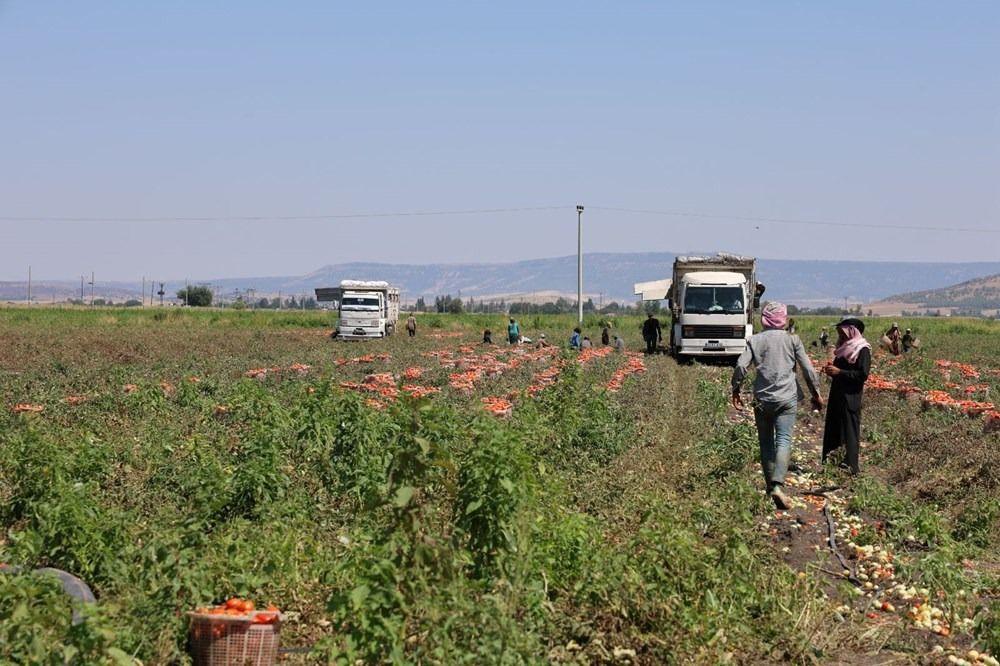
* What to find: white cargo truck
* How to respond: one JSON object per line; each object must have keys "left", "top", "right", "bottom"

{"left": 314, "top": 280, "right": 400, "bottom": 340}
{"left": 635, "top": 253, "right": 764, "bottom": 361}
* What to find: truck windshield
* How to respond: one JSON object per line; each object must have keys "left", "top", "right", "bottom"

{"left": 341, "top": 297, "right": 380, "bottom": 308}
{"left": 683, "top": 286, "right": 744, "bottom": 315}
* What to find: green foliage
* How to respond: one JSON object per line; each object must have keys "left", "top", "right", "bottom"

{"left": 521, "top": 361, "right": 632, "bottom": 469}
{"left": 2, "top": 309, "right": 997, "bottom": 662}
{"left": 974, "top": 599, "right": 1000, "bottom": 657}
{"left": 0, "top": 572, "right": 132, "bottom": 665}
{"left": 175, "top": 285, "right": 213, "bottom": 307}
{"left": 952, "top": 497, "right": 1000, "bottom": 549}
{"left": 454, "top": 417, "right": 533, "bottom": 577}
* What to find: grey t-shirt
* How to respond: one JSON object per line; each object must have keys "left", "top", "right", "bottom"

{"left": 731, "top": 329, "right": 821, "bottom": 404}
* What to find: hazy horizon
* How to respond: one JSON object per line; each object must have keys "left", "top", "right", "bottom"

{"left": 2, "top": 2, "right": 998, "bottom": 281}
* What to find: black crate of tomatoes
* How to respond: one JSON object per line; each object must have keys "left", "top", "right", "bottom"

{"left": 188, "top": 598, "right": 281, "bottom": 666}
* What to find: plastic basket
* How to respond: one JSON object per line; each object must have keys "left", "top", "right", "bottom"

{"left": 188, "top": 612, "right": 281, "bottom": 666}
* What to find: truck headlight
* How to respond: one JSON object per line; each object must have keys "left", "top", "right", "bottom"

{"left": 734, "top": 326, "right": 745, "bottom": 337}
{"left": 682, "top": 326, "right": 695, "bottom": 337}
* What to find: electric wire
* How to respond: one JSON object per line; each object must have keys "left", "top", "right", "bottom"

{"left": 0, "top": 206, "right": 568, "bottom": 223}
{"left": 587, "top": 206, "right": 1000, "bottom": 234}
{"left": 1, "top": 204, "right": 996, "bottom": 234}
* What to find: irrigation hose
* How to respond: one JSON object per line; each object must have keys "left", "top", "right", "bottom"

{"left": 822, "top": 499, "right": 861, "bottom": 586}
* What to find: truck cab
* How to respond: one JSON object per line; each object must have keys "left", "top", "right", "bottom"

{"left": 635, "top": 253, "right": 763, "bottom": 362}
{"left": 339, "top": 290, "right": 390, "bottom": 339}
{"left": 673, "top": 271, "right": 751, "bottom": 359}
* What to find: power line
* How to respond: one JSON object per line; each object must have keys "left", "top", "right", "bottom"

{"left": 1, "top": 203, "right": 996, "bottom": 234}
{"left": 0, "top": 205, "right": 568, "bottom": 223}
{"left": 587, "top": 206, "right": 1000, "bottom": 234}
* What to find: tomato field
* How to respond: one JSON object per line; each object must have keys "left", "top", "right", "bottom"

{"left": 1, "top": 308, "right": 998, "bottom": 664}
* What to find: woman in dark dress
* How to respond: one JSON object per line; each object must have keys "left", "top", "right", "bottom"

{"left": 821, "top": 318, "right": 872, "bottom": 474}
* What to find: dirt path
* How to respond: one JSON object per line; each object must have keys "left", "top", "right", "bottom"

{"left": 733, "top": 403, "right": 995, "bottom": 665}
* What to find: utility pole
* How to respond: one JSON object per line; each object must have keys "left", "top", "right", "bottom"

{"left": 90, "top": 271, "right": 95, "bottom": 306}
{"left": 27, "top": 265, "right": 31, "bottom": 305}
{"left": 158, "top": 283, "right": 165, "bottom": 306}
{"left": 142, "top": 276, "right": 145, "bottom": 306}
{"left": 81, "top": 276, "right": 85, "bottom": 303}
{"left": 184, "top": 279, "right": 189, "bottom": 307}
{"left": 577, "top": 205, "right": 584, "bottom": 324}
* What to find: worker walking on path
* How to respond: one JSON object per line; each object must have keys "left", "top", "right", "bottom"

{"left": 731, "top": 302, "right": 824, "bottom": 509}
{"left": 641, "top": 313, "right": 662, "bottom": 354}
{"left": 406, "top": 314, "right": 417, "bottom": 337}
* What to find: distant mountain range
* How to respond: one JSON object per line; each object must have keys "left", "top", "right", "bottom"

{"left": 879, "top": 273, "right": 1000, "bottom": 311}
{"left": 4, "top": 253, "right": 1000, "bottom": 309}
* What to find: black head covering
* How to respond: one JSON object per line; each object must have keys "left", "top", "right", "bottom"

{"left": 837, "top": 317, "right": 865, "bottom": 334}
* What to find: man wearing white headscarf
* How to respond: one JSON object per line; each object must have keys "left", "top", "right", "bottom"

{"left": 732, "top": 302, "right": 824, "bottom": 509}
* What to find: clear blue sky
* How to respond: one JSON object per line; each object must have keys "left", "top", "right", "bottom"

{"left": 1, "top": 1, "right": 998, "bottom": 280}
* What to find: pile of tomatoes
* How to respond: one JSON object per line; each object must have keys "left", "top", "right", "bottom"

{"left": 193, "top": 598, "right": 280, "bottom": 625}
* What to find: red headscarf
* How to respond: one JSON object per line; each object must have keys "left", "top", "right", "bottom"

{"left": 834, "top": 325, "right": 871, "bottom": 365}
{"left": 761, "top": 302, "right": 787, "bottom": 330}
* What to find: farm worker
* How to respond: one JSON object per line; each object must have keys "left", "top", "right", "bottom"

{"left": 821, "top": 317, "right": 871, "bottom": 475}
{"left": 507, "top": 318, "right": 520, "bottom": 345}
{"left": 819, "top": 327, "right": 830, "bottom": 349}
{"left": 406, "top": 314, "right": 417, "bottom": 337}
{"left": 569, "top": 327, "right": 582, "bottom": 349}
{"left": 482, "top": 329, "right": 493, "bottom": 344}
{"left": 536, "top": 333, "right": 551, "bottom": 349}
{"left": 613, "top": 334, "right": 625, "bottom": 352}
{"left": 883, "top": 322, "right": 902, "bottom": 355}
{"left": 786, "top": 318, "right": 796, "bottom": 334}
{"left": 731, "top": 302, "right": 824, "bottom": 510}
{"left": 902, "top": 328, "right": 914, "bottom": 353}
{"left": 581, "top": 336, "right": 593, "bottom": 349}
{"left": 601, "top": 325, "right": 611, "bottom": 346}
{"left": 642, "top": 313, "right": 662, "bottom": 354}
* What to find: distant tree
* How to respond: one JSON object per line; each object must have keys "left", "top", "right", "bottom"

{"left": 786, "top": 304, "right": 801, "bottom": 315}
{"left": 124, "top": 299, "right": 142, "bottom": 307}
{"left": 303, "top": 297, "right": 318, "bottom": 310}
{"left": 256, "top": 297, "right": 271, "bottom": 309}
{"left": 414, "top": 296, "right": 426, "bottom": 311}
{"left": 269, "top": 297, "right": 281, "bottom": 309}
{"left": 177, "top": 286, "right": 213, "bottom": 307}
{"left": 540, "top": 301, "right": 561, "bottom": 315}
{"left": 447, "top": 298, "right": 464, "bottom": 314}
{"left": 286, "top": 296, "right": 299, "bottom": 309}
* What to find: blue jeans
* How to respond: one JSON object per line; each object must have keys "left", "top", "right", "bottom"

{"left": 753, "top": 399, "right": 798, "bottom": 492}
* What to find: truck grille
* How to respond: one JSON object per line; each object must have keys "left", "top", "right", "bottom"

{"left": 689, "top": 325, "right": 742, "bottom": 339}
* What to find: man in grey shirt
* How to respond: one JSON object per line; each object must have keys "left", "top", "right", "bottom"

{"left": 732, "top": 302, "right": 824, "bottom": 509}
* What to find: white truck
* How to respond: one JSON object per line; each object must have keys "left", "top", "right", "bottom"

{"left": 314, "top": 280, "right": 400, "bottom": 340}
{"left": 635, "top": 253, "right": 764, "bottom": 361}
